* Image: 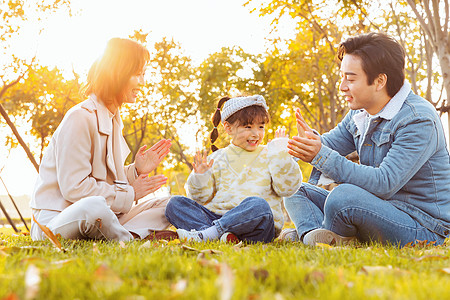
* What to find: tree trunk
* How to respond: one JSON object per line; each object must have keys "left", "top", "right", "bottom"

{"left": 0, "top": 103, "right": 40, "bottom": 172}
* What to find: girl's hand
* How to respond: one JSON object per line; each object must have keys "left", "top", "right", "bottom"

{"left": 193, "top": 150, "right": 214, "bottom": 174}
{"left": 131, "top": 174, "right": 168, "bottom": 202}
{"left": 275, "top": 127, "right": 288, "bottom": 139}
{"left": 135, "top": 139, "right": 172, "bottom": 175}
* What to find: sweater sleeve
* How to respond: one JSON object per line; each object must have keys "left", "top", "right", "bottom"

{"left": 267, "top": 138, "right": 302, "bottom": 197}
{"left": 185, "top": 168, "right": 215, "bottom": 205}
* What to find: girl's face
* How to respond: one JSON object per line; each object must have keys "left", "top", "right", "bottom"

{"left": 224, "top": 121, "right": 266, "bottom": 152}
{"left": 122, "top": 69, "right": 146, "bottom": 104}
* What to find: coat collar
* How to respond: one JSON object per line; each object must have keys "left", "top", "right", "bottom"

{"left": 81, "top": 94, "right": 124, "bottom": 135}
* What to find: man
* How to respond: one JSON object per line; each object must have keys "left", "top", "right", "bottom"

{"left": 282, "top": 32, "right": 450, "bottom": 247}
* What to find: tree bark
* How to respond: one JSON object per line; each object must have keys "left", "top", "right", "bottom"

{"left": 0, "top": 103, "right": 40, "bottom": 172}
{"left": 405, "top": 0, "right": 450, "bottom": 146}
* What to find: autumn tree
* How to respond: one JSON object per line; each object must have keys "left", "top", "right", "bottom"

{"left": 0, "top": 0, "right": 71, "bottom": 171}
{"left": 122, "top": 34, "right": 200, "bottom": 172}
{"left": 2, "top": 66, "right": 82, "bottom": 162}
{"left": 247, "top": 0, "right": 449, "bottom": 143}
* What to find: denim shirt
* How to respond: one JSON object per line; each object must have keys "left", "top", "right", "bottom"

{"left": 309, "top": 84, "right": 450, "bottom": 237}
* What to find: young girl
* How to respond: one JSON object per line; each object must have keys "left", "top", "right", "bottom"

{"left": 165, "top": 95, "right": 302, "bottom": 243}
{"left": 30, "top": 38, "right": 177, "bottom": 241}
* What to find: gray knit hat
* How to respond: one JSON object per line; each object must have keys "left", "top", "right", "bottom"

{"left": 221, "top": 95, "right": 269, "bottom": 123}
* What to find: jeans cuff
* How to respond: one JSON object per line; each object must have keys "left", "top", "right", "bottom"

{"left": 212, "top": 219, "right": 225, "bottom": 236}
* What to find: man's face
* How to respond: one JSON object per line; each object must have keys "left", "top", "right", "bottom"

{"left": 339, "top": 54, "right": 383, "bottom": 115}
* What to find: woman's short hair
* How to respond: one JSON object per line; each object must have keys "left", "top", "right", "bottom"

{"left": 337, "top": 32, "right": 405, "bottom": 97}
{"left": 84, "top": 38, "right": 150, "bottom": 106}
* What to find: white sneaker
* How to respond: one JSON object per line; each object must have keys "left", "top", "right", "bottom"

{"left": 176, "top": 229, "right": 203, "bottom": 242}
{"left": 278, "top": 228, "right": 299, "bottom": 242}
{"left": 303, "top": 228, "right": 356, "bottom": 246}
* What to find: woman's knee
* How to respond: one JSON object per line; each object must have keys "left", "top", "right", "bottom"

{"left": 76, "top": 196, "right": 107, "bottom": 212}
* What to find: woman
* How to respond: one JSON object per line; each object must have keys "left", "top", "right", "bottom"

{"left": 30, "top": 38, "right": 177, "bottom": 241}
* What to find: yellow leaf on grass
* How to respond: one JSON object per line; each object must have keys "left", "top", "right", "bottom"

{"left": 181, "top": 244, "right": 222, "bottom": 254}
{"left": 32, "top": 214, "right": 64, "bottom": 252}
{"left": 168, "top": 239, "right": 181, "bottom": 245}
{"left": 316, "top": 243, "right": 333, "bottom": 249}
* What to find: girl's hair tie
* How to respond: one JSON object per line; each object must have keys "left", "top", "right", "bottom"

{"left": 217, "top": 108, "right": 221, "bottom": 111}
{"left": 214, "top": 126, "right": 217, "bottom": 129}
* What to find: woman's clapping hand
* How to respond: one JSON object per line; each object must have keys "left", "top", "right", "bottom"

{"left": 135, "top": 139, "right": 171, "bottom": 175}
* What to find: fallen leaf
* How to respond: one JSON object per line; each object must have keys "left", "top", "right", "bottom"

{"left": 171, "top": 279, "right": 187, "bottom": 293}
{"left": 140, "top": 241, "right": 152, "bottom": 249}
{"left": 0, "top": 246, "right": 42, "bottom": 254}
{"left": 413, "top": 255, "right": 448, "bottom": 261}
{"left": 304, "top": 270, "right": 325, "bottom": 284}
{"left": 403, "top": 240, "right": 436, "bottom": 248}
{"left": 31, "top": 214, "right": 64, "bottom": 252}
{"left": 316, "top": 243, "right": 333, "bottom": 249}
{"left": 217, "top": 263, "right": 234, "bottom": 300}
{"left": 167, "top": 239, "right": 181, "bottom": 245}
{"left": 360, "top": 265, "right": 407, "bottom": 275}
{"left": 92, "top": 242, "right": 100, "bottom": 254}
{"left": 197, "top": 253, "right": 220, "bottom": 272}
{"left": 93, "top": 264, "right": 123, "bottom": 293}
{"left": 252, "top": 268, "right": 269, "bottom": 282}
{"left": 119, "top": 241, "right": 127, "bottom": 249}
{"left": 181, "top": 244, "right": 222, "bottom": 254}
{"left": 440, "top": 268, "right": 450, "bottom": 274}
{"left": 51, "top": 259, "right": 76, "bottom": 266}
{"left": 25, "top": 264, "right": 41, "bottom": 300}
{"left": 1, "top": 293, "right": 20, "bottom": 300}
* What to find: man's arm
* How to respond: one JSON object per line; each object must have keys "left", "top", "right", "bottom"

{"left": 310, "top": 117, "right": 438, "bottom": 199}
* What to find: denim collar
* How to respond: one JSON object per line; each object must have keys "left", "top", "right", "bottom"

{"left": 353, "top": 81, "right": 412, "bottom": 134}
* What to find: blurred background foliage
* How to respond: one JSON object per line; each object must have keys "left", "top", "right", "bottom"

{"left": 1, "top": 0, "right": 448, "bottom": 195}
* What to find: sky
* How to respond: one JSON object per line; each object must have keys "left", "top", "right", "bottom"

{"left": 0, "top": 0, "right": 449, "bottom": 198}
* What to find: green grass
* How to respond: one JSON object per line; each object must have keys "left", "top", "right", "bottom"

{"left": 1, "top": 227, "right": 450, "bottom": 300}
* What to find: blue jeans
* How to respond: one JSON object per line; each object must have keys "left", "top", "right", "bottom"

{"left": 165, "top": 196, "right": 275, "bottom": 243}
{"left": 284, "top": 183, "right": 446, "bottom": 247}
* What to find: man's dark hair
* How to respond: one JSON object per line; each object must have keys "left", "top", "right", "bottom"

{"left": 337, "top": 32, "right": 406, "bottom": 97}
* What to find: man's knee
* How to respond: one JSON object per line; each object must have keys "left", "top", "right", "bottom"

{"left": 284, "top": 183, "right": 317, "bottom": 207}
{"left": 325, "top": 184, "right": 363, "bottom": 213}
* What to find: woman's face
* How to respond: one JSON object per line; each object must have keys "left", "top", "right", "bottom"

{"left": 123, "top": 69, "right": 146, "bottom": 104}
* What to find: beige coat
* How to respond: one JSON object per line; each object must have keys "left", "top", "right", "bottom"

{"left": 31, "top": 94, "right": 138, "bottom": 214}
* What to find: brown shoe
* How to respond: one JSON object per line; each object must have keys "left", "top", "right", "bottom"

{"left": 145, "top": 230, "right": 178, "bottom": 241}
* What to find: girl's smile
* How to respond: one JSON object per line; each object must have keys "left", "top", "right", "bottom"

{"left": 225, "top": 121, "right": 266, "bottom": 152}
